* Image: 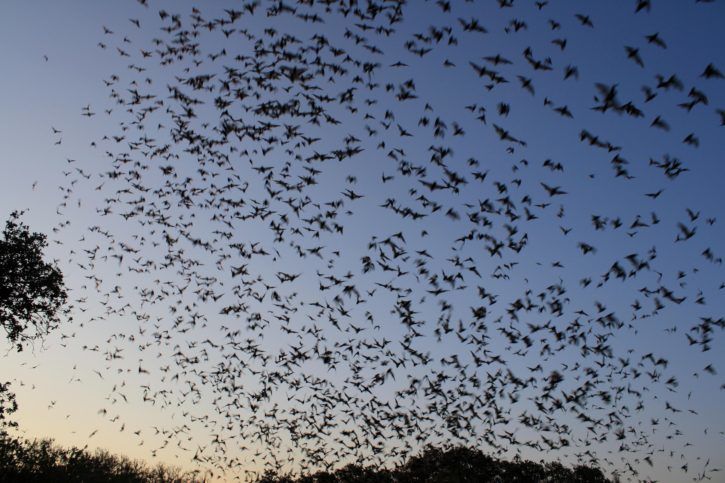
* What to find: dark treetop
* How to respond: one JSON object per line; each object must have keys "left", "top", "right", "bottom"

{"left": 0, "top": 211, "right": 67, "bottom": 352}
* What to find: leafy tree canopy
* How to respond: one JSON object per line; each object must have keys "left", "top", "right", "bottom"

{"left": 0, "top": 435, "right": 200, "bottom": 482}
{"left": 258, "top": 446, "right": 613, "bottom": 483}
{"left": 0, "top": 211, "right": 67, "bottom": 352}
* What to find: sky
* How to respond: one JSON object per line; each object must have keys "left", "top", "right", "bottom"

{"left": 1, "top": 0, "right": 724, "bottom": 481}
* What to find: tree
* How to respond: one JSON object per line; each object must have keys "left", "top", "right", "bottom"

{"left": 257, "top": 445, "right": 612, "bottom": 482}
{"left": 0, "top": 382, "right": 18, "bottom": 431}
{"left": 0, "top": 436, "right": 201, "bottom": 482}
{"left": 0, "top": 211, "right": 67, "bottom": 352}
{"left": 0, "top": 211, "right": 67, "bottom": 431}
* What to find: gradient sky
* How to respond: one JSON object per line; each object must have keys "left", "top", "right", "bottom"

{"left": 1, "top": 1, "right": 724, "bottom": 481}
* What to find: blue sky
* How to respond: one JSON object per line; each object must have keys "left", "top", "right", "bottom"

{"left": 1, "top": 1, "right": 724, "bottom": 481}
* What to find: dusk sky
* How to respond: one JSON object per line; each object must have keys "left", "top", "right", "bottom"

{"left": 1, "top": 1, "right": 724, "bottom": 481}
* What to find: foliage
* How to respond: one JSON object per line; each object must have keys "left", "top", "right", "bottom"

{"left": 0, "top": 381, "right": 18, "bottom": 431}
{"left": 0, "top": 431, "right": 612, "bottom": 482}
{"left": 0, "top": 435, "right": 203, "bottom": 483}
{"left": 0, "top": 211, "right": 67, "bottom": 352}
{"left": 0, "top": 211, "right": 67, "bottom": 433}
{"left": 257, "top": 445, "right": 612, "bottom": 483}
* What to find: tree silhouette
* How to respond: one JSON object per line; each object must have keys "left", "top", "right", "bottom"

{"left": 0, "top": 211, "right": 67, "bottom": 351}
{"left": 0, "top": 382, "right": 18, "bottom": 432}
{"left": 257, "top": 445, "right": 613, "bottom": 483}
{"left": 0, "top": 436, "right": 201, "bottom": 482}
{"left": 0, "top": 211, "right": 67, "bottom": 430}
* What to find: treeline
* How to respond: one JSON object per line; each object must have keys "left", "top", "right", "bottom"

{"left": 0, "top": 434, "right": 202, "bottom": 482}
{"left": 0, "top": 434, "right": 613, "bottom": 482}
{"left": 260, "top": 446, "right": 613, "bottom": 483}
